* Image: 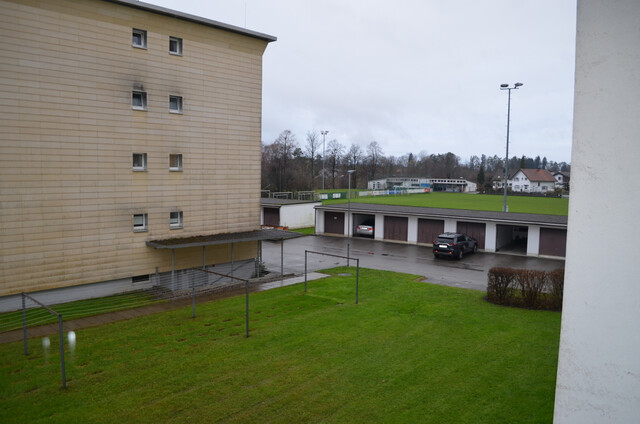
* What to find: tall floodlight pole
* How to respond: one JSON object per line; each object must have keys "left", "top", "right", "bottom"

{"left": 500, "top": 82, "right": 523, "bottom": 212}
{"left": 347, "top": 169, "right": 355, "bottom": 267}
{"left": 321, "top": 130, "right": 329, "bottom": 192}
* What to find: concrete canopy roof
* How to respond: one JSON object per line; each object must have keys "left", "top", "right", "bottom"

{"left": 316, "top": 203, "right": 567, "bottom": 228}
{"left": 146, "top": 229, "right": 302, "bottom": 249}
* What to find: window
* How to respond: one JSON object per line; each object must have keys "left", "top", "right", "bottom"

{"left": 132, "top": 91, "right": 147, "bottom": 110}
{"left": 132, "top": 275, "right": 149, "bottom": 284}
{"left": 169, "top": 95, "right": 182, "bottom": 113}
{"left": 170, "top": 211, "right": 183, "bottom": 229}
{"left": 169, "top": 36, "right": 182, "bottom": 55}
{"left": 169, "top": 154, "right": 183, "bottom": 171}
{"left": 132, "top": 29, "right": 147, "bottom": 48}
{"left": 132, "top": 153, "right": 147, "bottom": 171}
{"left": 133, "top": 214, "right": 148, "bottom": 232}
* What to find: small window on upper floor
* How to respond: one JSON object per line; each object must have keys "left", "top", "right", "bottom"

{"left": 133, "top": 213, "right": 148, "bottom": 232}
{"left": 169, "top": 36, "right": 182, "bottom": 55}
{"left": 133, "top": 153, "right": 147, "bottom": 171}
{"left": 132, "top": 91, "right": 147, "bottom": 110}
{"left": 170, "top": 211, "right": 183, "bottom": 229}
{"left": 169, "top": 154, "right": 183, "bottom": 171}
{"left": 169, "top": 95, "right": 183, "bottom": 113}
{"left": 132, "top": 29, "right": 147, "bottom": 49}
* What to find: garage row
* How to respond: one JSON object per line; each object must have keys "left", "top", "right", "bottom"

{"left": 315, "top": 204, "right": 567, "bottom": 258}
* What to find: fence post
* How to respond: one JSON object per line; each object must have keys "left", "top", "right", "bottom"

{"left": 304, "top": 250, "right": 308, "bottom": 292}
{"left": 58, "top": 315, "right": 66, "bottom": 389}
{"left": 245, "top": 279, "right": 250, "bottom": 338}
{"left": 356, "top": 259, "right": 360, "bottom": 305}
{"left": 191, "top": 270, "right": 196, "bottom": 318}
{"left": 22, "top": 293, "right": 28, "bottom": 356}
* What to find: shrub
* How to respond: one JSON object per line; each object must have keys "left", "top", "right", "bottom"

{"left": 547, "top": 268, "right": 565, "bottom": 310}
{"left": 518, "top": 269, "right": 548, "bottom": 308}
{"left": 486, "top": 267, "right": 564, "bottom": 311}
{"left": 487, "top": 267, "right": 517, "bottom": 304}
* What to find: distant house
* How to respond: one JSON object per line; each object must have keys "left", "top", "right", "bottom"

{"left": 493, "top": 169, "right": 557, "bottom": 193}
{"left": 553, "top": 171, "right": 571, "bottom": 191}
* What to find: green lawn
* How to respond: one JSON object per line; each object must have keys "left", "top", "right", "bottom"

{"left": 324, "top": 192, "right": 568, "bottom": 215}
{"left": 0, "top": 268, "right": 560, "bottom": 423}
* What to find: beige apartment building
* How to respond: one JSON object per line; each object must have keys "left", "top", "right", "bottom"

{"left": 0, "top": 0, "right": 277, "bottom": 308}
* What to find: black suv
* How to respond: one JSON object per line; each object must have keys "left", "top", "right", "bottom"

{"left": 433, "top": 232, "right": 478, "bottom": 259}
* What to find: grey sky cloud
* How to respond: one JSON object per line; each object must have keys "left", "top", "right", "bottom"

{"left": 152, "top": 0, "right": 576, "bottom": 163}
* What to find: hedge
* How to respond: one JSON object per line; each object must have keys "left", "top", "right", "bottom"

{"left": 487, "top": 267, "right": 564, "bottom": 311}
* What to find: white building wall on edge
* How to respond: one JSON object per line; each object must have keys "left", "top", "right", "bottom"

{"left": 554, "top": 1, "right": 640, "bottom": 422}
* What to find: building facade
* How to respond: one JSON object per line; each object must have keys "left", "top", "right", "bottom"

{"left": 493, "top": 168, "right": 556, "bottom": 193}
{"left": 0, "top": 0, "right": 275, "bottom": 305}
{"left": 367, "top": 177, "right": 476, "bottom": 193}
{"left": 554, "top": 0, "right": 640, "bottom": 421}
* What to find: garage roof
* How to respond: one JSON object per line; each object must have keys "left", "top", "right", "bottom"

{"left": 146, "top": 228, "right": 302, "bottom": 249}
{"left": 315, "top": 203, "right": 567, "bottom": 228}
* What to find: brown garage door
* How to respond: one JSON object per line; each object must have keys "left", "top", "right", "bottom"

{"left": 384, "top": 216, "right": 408, "bottom": 241}
{"left": 263, "top": 207, "right": 279, "bottom": 226}
{"left": 418, "top": 219, "right": 444, "bottom": 244}
{"left": 324, "top": 211, "right": 345, "bottom": 235}
{"left": 457, "top": 221, "right": 486, "bottom": 249}
{"left": 539, "top": 228, "right": 567, "bottom": 257}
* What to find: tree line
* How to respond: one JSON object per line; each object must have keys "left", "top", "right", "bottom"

{"left": 262, "top": 129, "right": 571, "bottom": 192}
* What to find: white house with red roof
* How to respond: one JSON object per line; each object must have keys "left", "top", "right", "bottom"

{"left": 510, "top": 169, "right": 557, "bottom": 193}
{"left": 493, "top": 168, "right": 557, "bottom": 193}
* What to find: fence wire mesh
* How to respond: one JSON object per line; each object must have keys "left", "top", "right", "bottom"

{"left": 1, "top": 259, "right": 266, "bottom": 333}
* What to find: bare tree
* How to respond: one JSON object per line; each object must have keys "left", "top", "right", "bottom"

{"left": 346, "top": 143, "right": 364, "bottom": 188}
{"left": 273, "top": 130, "right": 298, "bottom": 191}
{"left": 366, "top": 141, "right": 383, "bottom": 181}
{"left": 326, "top": 139, "right": 345, "bottom": 189}
{"left": 304, "top": 131, "right": 321, "bottom": 189}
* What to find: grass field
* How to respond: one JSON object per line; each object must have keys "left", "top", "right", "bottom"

{"left": 323, "top": 192, "right": 568, "bottom": 215}
{"left": 0, "top": 268, "right": 560, "bottom": 423}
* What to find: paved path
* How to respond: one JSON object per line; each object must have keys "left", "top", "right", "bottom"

{"left": 0, "top": 272, "right": 329, "bottom": 344}
{"left": 262, "top": 235, "right": 565, "bottom": 291}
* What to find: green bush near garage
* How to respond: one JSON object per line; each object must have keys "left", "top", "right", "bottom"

{"left": 487, "top": 267, "right": 565, "bottom": 310}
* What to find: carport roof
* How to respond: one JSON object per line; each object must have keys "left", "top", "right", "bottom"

{"left": 316, "top": 203, "right": 567, "bottom": 227}
{"left": 146, "top": 229, "right": 303, "bottom": 249}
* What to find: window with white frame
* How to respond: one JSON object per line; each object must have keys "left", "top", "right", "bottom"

{"left": 169, "top": 211, "right": 183, "bottom": 229}
{"left": 132, "top": 91, "right": 147, "bottom": 110}
{"left": 169, "top": 36, "right": 182, "bottom": 55}
{"left": 132, "top": 153, "right": 147, "bottom": 171}
{"left": 169, "top": 154, "right": 182, "bottom": 171}
{"left": 169, "top": 95, "right": 182, "bottom": 113}
{"left": 133, "top": 214, "right": 148, "bottom": 232}
{"left": 132, "top": 29, "right": 147, "bottom": 48}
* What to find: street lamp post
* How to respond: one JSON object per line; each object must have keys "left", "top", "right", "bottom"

{"left": 500, "top": 82, "right": 523, "bottom": 212}
{"left": 347, "top": 169, "right": 355, "bottom": 267}
{"left": 321, "top": 130, "right": 329, "bottom": 192}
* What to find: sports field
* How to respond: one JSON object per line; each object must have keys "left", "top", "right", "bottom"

{"left": 1, "top": 268, "right": 560, "bottom": 423}
{"left": 323, "top": 192, "right": 568, "bottom": 215}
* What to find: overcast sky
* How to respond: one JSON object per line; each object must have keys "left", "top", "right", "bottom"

{"left": 151, "top": 0, "right": 577, "bottom": 164}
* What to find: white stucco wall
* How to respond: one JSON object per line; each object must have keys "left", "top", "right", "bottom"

{"left": 526, "top": 225, "right": 540, "bottom": 255}
{"left": 484, "top": 222, "right": 497, "bottom": 252}
{"left": 279, "top": 202, "right": 321, "bottom": 229}
{"left": 554, "top": 1, "right": 640, "bottom": 422}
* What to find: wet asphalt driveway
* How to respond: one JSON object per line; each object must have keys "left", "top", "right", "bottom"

{"left": 262, "top": 235, "right": 565, "bottom": 291}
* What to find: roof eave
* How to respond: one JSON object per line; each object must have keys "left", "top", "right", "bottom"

{"left": 103, "top": 0, "right": 277, "bottom": 42}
